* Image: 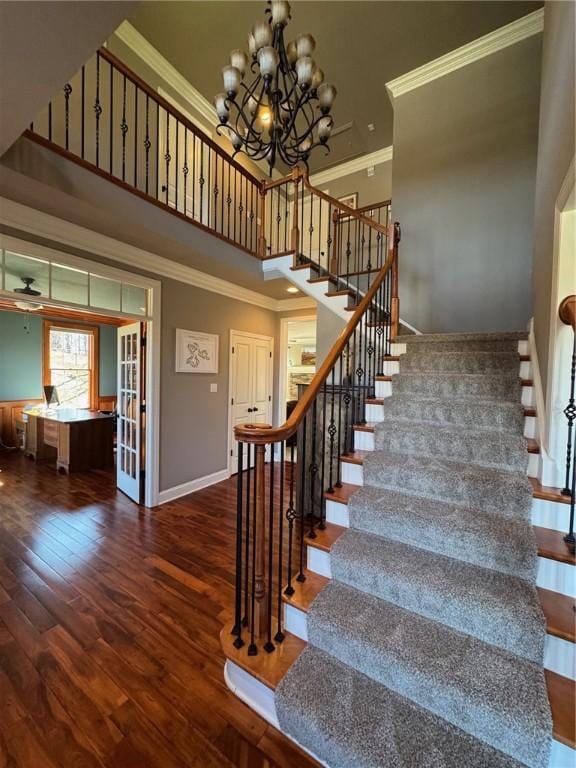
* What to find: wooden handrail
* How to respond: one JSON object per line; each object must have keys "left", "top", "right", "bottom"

{"left": 98, "top": 48, "right": 261, "bottom": 185}
{"left": 235, "top": 223, "right": 399, "bottom": 444}
{"left": 337, "top": 199, "right": 391, "bottom": 218}
{"left": 559, "top": 295, "right": 576, "bottom": 331}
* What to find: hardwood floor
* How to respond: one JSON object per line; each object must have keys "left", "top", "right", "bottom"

{"left": 0, "top": 452, "right": 318, "bottom": 768}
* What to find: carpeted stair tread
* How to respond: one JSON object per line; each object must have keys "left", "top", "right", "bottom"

{"left": 348, "top": 486, "right": 537, "bottom": 578}
{"left": 307, "top": 582, "right": 551, "bottom": 767}
{"left": 392, "top": 372, "right": 522, "bottom": 400}
{"left": 330, "top": 529, "right": 546, "bottom": 662}
{"left": 381, "top": 394, "right": 525, "bottom": 432}
{"left": 400, "top": 351, "right": 520, "bottom": 374}
{"left": 275, "top": 646, "right": 526, "bottom": 768}
{"left": 403, "top": 332, "right": 528, "bottom": 343}
{"left": 363, "top": 450, "right": 533, "bottom": 516}
{"left": 374, "top": 420, "right": 528, "bottom": 471}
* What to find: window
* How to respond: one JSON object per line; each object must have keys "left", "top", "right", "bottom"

{"left": 44, "top": 321, "right": 99, "bottom": 409}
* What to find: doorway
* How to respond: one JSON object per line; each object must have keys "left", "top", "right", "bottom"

{"left": 0, "top": 234, "right": 161, "bottom": 506}
{"left": 228, "top": 330, "right": 274, "bottom": 474}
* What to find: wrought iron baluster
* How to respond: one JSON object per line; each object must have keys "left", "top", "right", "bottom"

{"left": 81, "top": 65, "right": 85, "bottom": 159}
{"left": 64, "top": 83, "right": 72, "bottom": 151}
{"left": 264, "top": 453, "right": 275, "bottom": 652}
{"left": 297, "top": 416, "right": 307, "bottom": 583}
{"left": 182, "top": 127, "right": 188, "bottom": 216}
{"left": 164, "top": 111, "right": 170, "bottom": 205}
{"left": 284, "top": 443, "right": 296, "bottom": 597}
{"left": 48, "top": 101, "right": 52, "bottom": 142}
{"left": 249, "top": 440, "right": 258, "bottom": 655}
{"left": 275, "top": 441, "right": 285, "bottom": 643}
{"left": 144, "top": 95, "right": 151, "bottom": 195}
{"left": 213, "top": 154, "right": 220, "bottom": 230}
{"left": 233, "top": 443, "right": 244, "bottom": 648}
{"left": 121, "top": 74, "right": 128, "bottom": 182}
{"left": 94, "top": 51, "right": 102, "bottom": 168}
{"left": 199, "top": 141, "right": 205, "bottom": 223}
{"left": 227, "top": 163, "right": 232, "bottom": 239}
{"left": 327, "top": 371, "right": 337, "bottom": 493}
{"left": 308, "top": 400, "right": 318, "bottom": 538}
{"left": 336, "top": 343, "right": 344, "bottom": 488}
{"left": 320, "top": 379, "right": 327, "bottom": 526}
{"left": 155, "top": 102, "right": 160, "bottom": 200}
{"left": 562, "top": 332, "right": 576, "bottom": 505}
{"left": 175, "top": 121, "right": 179, "bottom": 211}
{"left": 344, "top": 339, "right": 353, "bottom": 454}
{"left": 134, "top": 85, "right": 138, "bottom": 188}
{"left": 109, "top": 63, "right": 114, "bottom": 173}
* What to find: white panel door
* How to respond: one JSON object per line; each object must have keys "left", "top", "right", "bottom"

{"left": 117, "top": 323, "right": 142, "bottom": 502}
{"left": 229, "top": 332, "right": 273, "bottom": 473}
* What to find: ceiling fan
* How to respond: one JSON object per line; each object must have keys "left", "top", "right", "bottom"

{"left": 14, "top": 277, "right": 42, "bottom": 296}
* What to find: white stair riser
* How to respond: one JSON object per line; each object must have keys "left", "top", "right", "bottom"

{"left": 382, "top": 359, "right": 400, "bottom": 375}
{"left": 347, "top": 439, "right": 539, "bottom": 482}
{"left": 365, "top": 403, "right": 384, "bottom": 421}
{"left": 341, "top": 461, "right": 363, "bottom": 485}
{"left": 522, "top": 385, "right": 535, "bottom": 407}
{"left": 391, "top": 343, "right": 407, "bottom": 355}
{"left": 520, "top": 360, "right": 532, "bottom": 379}
{"left": 532, "top": 498, "right": 573, "bottom": 533}
{"left": 324, "top": 498, "right": 575, "bottom": 598}
{"left": 375, "top": 380, "right": 393, "bottom": 398}
{"left": 226, "top": 656, "right": 572, "bottom": 768}
{"left": 284, "top": 592, "right": 575, "bottom": 682}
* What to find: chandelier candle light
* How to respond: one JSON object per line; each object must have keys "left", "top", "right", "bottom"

{"left": 215, "top": 0, "right": 336, "bottom": 171}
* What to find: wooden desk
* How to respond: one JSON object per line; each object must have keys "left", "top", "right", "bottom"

{"left": 24, "top": 408, "right": 114, "bottom": 473}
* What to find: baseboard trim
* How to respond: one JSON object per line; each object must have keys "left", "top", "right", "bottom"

{"left": 157, "top": 468, "right": 229, "bottom": 505}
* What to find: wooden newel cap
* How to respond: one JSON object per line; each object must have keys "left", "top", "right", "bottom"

{"left": 559, "top": 295, "right": 576, "bottom": 330}
{"left": 234, "top": 423, "right": 273, "bottom": 444}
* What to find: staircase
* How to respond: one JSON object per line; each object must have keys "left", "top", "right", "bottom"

{"left": 21, "top": 43, "right": 574, "bottom": 768}
{"left": 225, "top": 327, "right": 575, "bottom": 768}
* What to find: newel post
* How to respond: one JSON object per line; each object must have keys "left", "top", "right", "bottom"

{"left": 390, "top": 221, "right": 401, "bottom": 340}
{"left": 258, "top": 181, "right": 267, "bottom": 258}
{"left": 291, "top": 167, "right": 301, "bottom": 254}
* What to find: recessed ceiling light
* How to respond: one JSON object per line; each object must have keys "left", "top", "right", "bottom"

{"left": 286, "top": 286, "right": 299, "bottom": 294}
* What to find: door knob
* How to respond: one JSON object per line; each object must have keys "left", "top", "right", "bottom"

{"left": 253, "top": 407, "right": 259, "bottom": 412}
{"left": 247, "top": 407, "right": 253, "bottom": 413}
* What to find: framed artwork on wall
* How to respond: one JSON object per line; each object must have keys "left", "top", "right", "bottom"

{"left": 338, "top": 192, "right": 358, "bottom": 210}
{"left": 175, "top": 329, "right": 219, "bottom": 373}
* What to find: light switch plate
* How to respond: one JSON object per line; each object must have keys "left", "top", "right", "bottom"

{"left": 210, "top": 383, "right": 218, "bottom": 393}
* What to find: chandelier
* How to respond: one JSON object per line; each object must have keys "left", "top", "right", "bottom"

{"left": 214, "top": 0, "right": 337, "bottom": 171}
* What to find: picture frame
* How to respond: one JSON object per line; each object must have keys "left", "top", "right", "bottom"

{"left": 338, "top": 192, "right": 358, "bottom": 210}
{"left": 175, "top": 329, "right": 219, "bottom": 373}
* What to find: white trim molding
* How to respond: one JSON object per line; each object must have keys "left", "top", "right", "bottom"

{"left": 0, "top": 197, "right": 314, "bottom": 313}
{"left": 310, "top": 146, "right": 393, "bottom": 187}
{"left": 157, "top": 468, "right": 229, "bottom": 505}
{"left": 386, "top": 9, "right": 544, "bottom": 100}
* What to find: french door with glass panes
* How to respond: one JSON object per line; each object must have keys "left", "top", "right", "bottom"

{"left": 117, "top": 323, "right": 143, "bottom": 502}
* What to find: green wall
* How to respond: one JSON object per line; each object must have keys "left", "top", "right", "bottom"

{"left": 0, "top": 311, "right": 117, "bottom": 401}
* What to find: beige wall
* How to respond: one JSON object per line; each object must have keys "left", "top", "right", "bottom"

{"left": 532, "top": 0, "right": 575, "bottom": 396}
{"left": 392, "top": 36, "right": 542, "bottom": 333}
{"left": 315, "top": 161, "right": 393, "bottom": 209}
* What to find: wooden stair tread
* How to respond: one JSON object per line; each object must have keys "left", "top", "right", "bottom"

{"left": 534, "top": 526, "right": 576, "bottom": 565}
{"left": 353, "top": 422, "right": 377, "bottom": 433}
{"left": 220, "top": 622, "right": 305, "bottom": 690}
{"left": 308, "top": 276, "right": 335, "bottom": 285}
{"left": 524, "top": 406, "right": 537, "bottom": 417}
{"left": 530, "top": 477, "right": 572, "bottom": 505}
{"left": 326, "top": 289, "right": 355, "bottom": 298}
{"left": 538, "top": 588, "right": 576, "bottom": 642}
{"left": 223, "top": 628, "right": 574, "bottom": 746}
{"left": 520, "top": 355, "right": 531, "bottom": 362}
{"left": 341, "top": 450, "right": 369, "bottom": 465}
{"left": 527, "top": 438, "right": 540, "bottom": 454}
{"left": 282, "top": 570, "right": 329, "bottom": 612}
{"left": 546, "top": 669, "right": 576, "bottom": 748}
{"left": 324, "top": 483, "right": 361, "bottom": 504}
{"left": 375, "top": 375, "right": 393, "bottom": 381}
{"left": 365, "top": 398, "right": 385, "bottom": 405}
{"left": 521, "top": 379, "right": 533, "bottom": 387}
{"left": 306, "top": 522, "right": 346, "bottom": 552}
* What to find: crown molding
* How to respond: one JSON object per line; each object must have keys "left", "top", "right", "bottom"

{"left": 0, "top": 197, "right": 315, "bottom": 313}
{"left": 309, "top": 145, "right": 393, "bottom": 186}
{"left": 386, "top": 9, "right": 544, "bottom": 101}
